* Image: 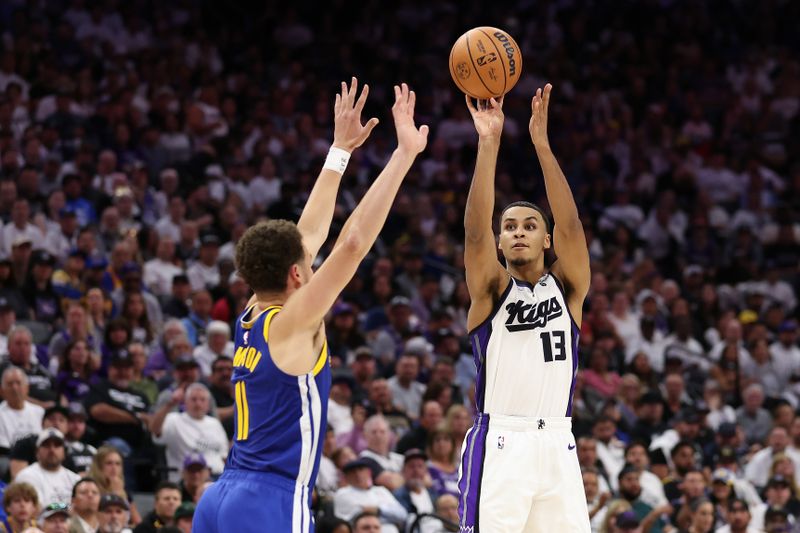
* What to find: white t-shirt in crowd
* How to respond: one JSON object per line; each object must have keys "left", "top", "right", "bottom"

{"left": 15, "top": 462, "right": 81, "bottom": 507}
{"left": 0, "top": 401, "right": 44, "bottom": 448}
{"left": 153, "top": 412, "right": 229, "bottom": 481}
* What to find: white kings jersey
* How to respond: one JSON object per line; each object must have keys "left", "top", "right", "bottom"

{"left": 469, "top": 272, "right": 579, "bottom": 418}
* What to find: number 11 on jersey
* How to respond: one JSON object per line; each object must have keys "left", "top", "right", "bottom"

{"left": 235, "top": 381, "right": 250, "bottom": 440}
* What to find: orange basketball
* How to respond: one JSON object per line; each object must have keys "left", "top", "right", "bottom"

{"left": 449, "top": 27, "right": 523, "bottom": 100}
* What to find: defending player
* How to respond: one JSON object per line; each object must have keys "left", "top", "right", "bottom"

{"left": 194, "top": 79, "right": 428, "bottom": 532}
{"left": 458, "top": 84, "right": 591, "bottom": 532}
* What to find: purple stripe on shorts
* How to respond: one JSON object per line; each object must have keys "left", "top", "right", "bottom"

{"left": 470, "top": 324, "right": 491, "bottom": 413}
{"left": 565, "top": 321, "right": 580, "bottom": 416}
{"left": 458, "top": 413, "right": 489, "bottom": 530}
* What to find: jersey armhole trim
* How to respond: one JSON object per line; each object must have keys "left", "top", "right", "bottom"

{"left": 262, "top": 307, "right": 282, "bottom": 341}
{"left": 549, "top": 272, "right": 580, "bottom": 331}
{"left": 467, "top": 276, "right": 513, "bottom": 336}
{"left": 312, "top": 341, "right": 328, "bottom": 376}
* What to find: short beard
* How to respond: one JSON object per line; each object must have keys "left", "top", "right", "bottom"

{"left": 508, "top": 257, "right": 533, "bottom": 267}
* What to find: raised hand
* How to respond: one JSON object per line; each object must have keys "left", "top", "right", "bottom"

{"left": 392, "top": 83, "right": 429, "bottom": 155}
{"left": 333, "top": 77, "right": 380, "bottom": 152}
{"left": 529, "top": 83, "right": 552, "bottom": 148}
{"left": 466, "top": 95, "right": 504, "bottom": 140}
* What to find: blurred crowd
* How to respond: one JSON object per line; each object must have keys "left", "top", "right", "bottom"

{"left": 0, "top": 0, "right": 798, "bottom": 532}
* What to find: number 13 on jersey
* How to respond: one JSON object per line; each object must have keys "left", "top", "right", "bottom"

{"left": 541, "top": 331, "right": 566, "bottom": 362}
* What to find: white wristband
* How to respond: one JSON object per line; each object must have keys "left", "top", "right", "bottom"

{"left": 323, "top": 146, "right": 351, "bottom": 175}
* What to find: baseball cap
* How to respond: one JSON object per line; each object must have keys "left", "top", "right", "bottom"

{"left": 39, "top": 502, "right": 70, "bottom": 521}
{"left": 86, "top": 255, "right": 109, "bottom": 269}
{"left": 174, "top": 502, "right": 195, "bottom": 521}
{"left": 683, "top": 265, "right": 704, "bottom": 278}
{"left": 174, "top": 355, "right": 200, "bottom": 369}
{"left": 68, "top": 247, "right": 87, "bottom": 259}
{"left": 36, "top": 427, "right": 65, "bottom": 447}
{"left": 44, "top": 405, "right": 70, "bottom": 420}
{"left": 615, "top": 511, "right": 640, "bottom": 530}
{"left": 617, "top": 463, "right": 639, "bottom": 481}
{"left": 200, "top": 233, "right": 221, "bottom": 247}
{"left": 31, "top": 249, "right": 56, "bottom": 266}
{"left": 332, "top": 302, "right": 354, "bottom": 317}
{"left": 343, "top": 457, "right": 374, "bottom": 473}
{"left": 403, "top": 448, "right": 428, "bottom": 463}
{"left": 110, "top": 352, "right": 134, "bottom": 367}
{"left": 331, "top": 370, "right": 355, "bottom": 388}
{"left": 712, "top": 468, "right": 734, "bottom": 486}
{"left": 718, "top": 422, "right": 737, "bottom": 439}
{"left": 638, "top": 390, "right": 663, "bottom": 405}
{"left": 390, "top": 295, "right": 411, "bottom": 308}
{"left": 99, "top": 493, "right": 129, "bottom": 511}
{"left": 120, "top": 261, "right": 142, "bottom": 275}
{"left": 779, "top": 320, "right": 798, "bottom": 333}
{"left": 353, "top": 346, "right": 375, "bottom": 361}
{"left": 673, "top": 408, "right": 700, "bottom": 425}
{"left": 59, "top": 206, "right": 78, "bottom": 218}
{"left": 183, "top": 452, "right": 208, "bottom": 469}
{"left": 768, "top": 475, "right": 791, "bottom": 488}
{"left": 404, "top": 337, "right": 433, "bottom": 358}
{"left": 67, "top": 402, "right": 88, "bottom": 420}
{"left": 11, "top": 234, "right": 32, "bottom": 248}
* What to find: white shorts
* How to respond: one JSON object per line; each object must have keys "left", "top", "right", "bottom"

{"left": 457, "top": 414, "right": 591, "bottom": 533}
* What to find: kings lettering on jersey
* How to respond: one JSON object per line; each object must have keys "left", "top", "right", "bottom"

{"left": 232, "top": 345, "right": 263, "bottom": 372}
{"left": 504, "top": 296, "right": 563, "bottom": 332}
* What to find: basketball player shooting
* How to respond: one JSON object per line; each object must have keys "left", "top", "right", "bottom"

{"left": 194, "top": 79, "right": 428, "bottom": 532}
{"left": 458, "top": 84, "right": 591, "bottom": 532}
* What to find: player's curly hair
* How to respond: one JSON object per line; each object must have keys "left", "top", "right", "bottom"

{"left": 235, "top": 220, "right": 305, "bottom": 293}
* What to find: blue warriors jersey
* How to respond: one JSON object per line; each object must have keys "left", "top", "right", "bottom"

{"left": 226, "top": 304, "right": 331, "bottom": 487}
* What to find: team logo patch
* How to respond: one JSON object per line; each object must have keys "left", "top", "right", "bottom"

{"left": 497, "top": 435, "right": 504, "bottom": 449}
{"left": 242, "top": 331, "right": 249, "bottom": 345}
{"left": 505, "top": 297, "right": 563, "bottom": 332}
{"left": 538, "top": 419, "right": 546, "bottom": 429}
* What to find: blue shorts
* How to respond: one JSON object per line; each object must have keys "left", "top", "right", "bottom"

{"left": 193, "top": 469, "right": 315, "bottom": 533}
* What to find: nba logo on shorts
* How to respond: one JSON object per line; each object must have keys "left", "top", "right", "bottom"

{"left": 497, "top": 435, "right": 504, "bottom": 449}
{"left": 243, "top": 331, "right": 249, "bottom": 345}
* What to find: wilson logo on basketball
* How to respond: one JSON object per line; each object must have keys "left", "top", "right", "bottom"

{"left": 504, "top": 297, "right": 563, "bottom": 332}
{"left": 493, "top": 32, "right": 517, "bottom": 76}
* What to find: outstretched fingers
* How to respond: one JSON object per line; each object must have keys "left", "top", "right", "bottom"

{"left": 354, "top": 83, "right": 369, "bottom": 113}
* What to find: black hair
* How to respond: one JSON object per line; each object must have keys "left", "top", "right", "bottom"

{"left": 501, "top": 201, "right": 551, "bottom": 233}
{"left": 72, "top": 477, "right": 98, "bottom": 498}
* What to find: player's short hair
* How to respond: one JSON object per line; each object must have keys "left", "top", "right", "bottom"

{"left": 72, "top": 477, "right": 98, "bottom": 498}
{"left": 3, "top": 481, "right": 39, "bottom": 510}
{"left": 500, "top": 201, "right": 551, "bottom": 233}
{"left": 235, "top": 220, "right": 305, "bottom": 293}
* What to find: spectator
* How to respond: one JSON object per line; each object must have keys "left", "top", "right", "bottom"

{"left": 153, "top": 355, "right": 203, "bottom": 409}
{"left": 0, "top": 367, "right": 44, "bottom": 453}
{"left": 127, "top": 343, "right": 158, "bottom": 407}
{"left": 1, "top": 481, "right": 38, "bottom": 532}
{"left": 425, "top": 428, "right": 458, "bottom": 499}
{"left": 682, "top": 497, "right": 715, "bottom": 533}
{"left": 64, "top": 403, "right": 97, "bottom": 475}
{"left": 142, "top": 239, "right": 182, "bottom": 298}
{"left": 8, "top": 405, "right": 79, "bottom": 479}
{"left": 192, "top": 321, "right": 233, "bottom": 377}
{"left": 181, "top": 291, "right": 212, "bottom": 347}
{"left": 172, "top": 502, "right": 194, "bottom": 533}
{"left": 750, "top": 475, "right": 800, "bottom": 530}
{"left": 205, "top": 356, "right": 234, "bottom": 439}
{"left": 351, "top": 511, "right": 381, "bottom": 533}
{"left": 131, "top": 481, "right": 181, "bottom": 533}
{"left": 14, "top": 429, "right": 80, "bottom": 507}
{"left": 55, "top": 340, "right": 98, "bottom": 404}
{"left": 333, "top": 459, "right": 407, "bottom": 533}
{"left": 85, "top": 352, "right": 150, "bottom": 453}
{"left": 150, "top": 383, "right": 228, "bottom": 481}
{"left": 582, "top": 467, "right": 611, "bottom": 532}
{"left": 387, "top": 353, "right": 425, "bottom": 420}
{"left": 22, "top": 250, "right": 62, "bottom": 326}
{"left": 186, "top": 235, "right": 220, "bottom": 292}
{"left": 359, "top": 415, "right": 404, "bottom": 490}
{"left": 329, "top": 372, "right": 355, "bottom": 437}
{"left": 745, "top": 427, "right": 800, "bottom": 490}
{"left": 395, "top": 401, "right": 442, "bottom": 455}
{"left": 715, "top": 498, "right": 759, "bottom": 533}
{"left": 97, "top": 493, "right": 132, "bottom": 533}
{"left": 177, "top": 455, "right": 210, "bottom": 503}
{"left": 393, "top": 449, "right": 437, "bottom": 516}
{"left": 37, "top": 502, "right": 71, "bottom": 533}
{"left": 88, "top": 447, "right": 141, "bottom": 526}
{"left": 162, "top": 276, "right": 191, "bottom": 320}
{"left": 69, "top": 478, "right": 101, "bottom": 533}
{"left": 1, "top": 326, "right": 56, "bottom": 408}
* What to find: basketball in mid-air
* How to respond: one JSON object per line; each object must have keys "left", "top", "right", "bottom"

{"left": 449, "top": 27, "right": 523, "bottom": 100}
